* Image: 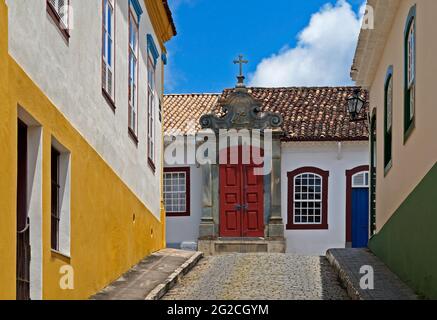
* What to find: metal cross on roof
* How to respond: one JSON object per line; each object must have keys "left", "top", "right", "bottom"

{"left": 234, "top": 54, "right": 248, "bottom": 77}
{"left": 233, "top": 54, "right": 248, "bottom": 87}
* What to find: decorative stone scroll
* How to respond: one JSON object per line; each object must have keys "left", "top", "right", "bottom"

{"left": 199, "top": 87, "right": 283, "bottom": 132}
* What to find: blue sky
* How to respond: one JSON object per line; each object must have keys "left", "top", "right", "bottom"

{"left": 165, "top": 0, "right": 365, "bottom": 94}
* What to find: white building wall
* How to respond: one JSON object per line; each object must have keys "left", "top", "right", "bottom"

{"left": 7, "top": 0, "right": 163, "bottom": 218}
{"left": 281, "top": 141, "right": 369, "bottom": 256}
{"left": 166, "top": 165, "right": 203, "bottom": 247}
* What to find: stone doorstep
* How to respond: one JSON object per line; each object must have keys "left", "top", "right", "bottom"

{"left": 326, "top": 248, "right": 418, "bottom": 300}
{"left": 91, "top": 249, "right": 203, "bottom": 300}
{"left": 198, "top": 238, "right": 286, "bottom": 255}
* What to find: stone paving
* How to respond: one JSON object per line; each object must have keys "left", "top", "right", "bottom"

{"left": 92, "top": 249, "right": 202, "bottom": 300}
{"left": 163, "top": 253, "right": 349, "bottom": 300}
{"left": 327, "top": 249, "right": 418, "bottom": 300}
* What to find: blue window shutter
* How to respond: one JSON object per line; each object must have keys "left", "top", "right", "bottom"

{"left": 161, "top": 53, "right": 168, "bottom": 65}
{"left": 147, "top": 34, "right": 160, "bottom": 67}
{"left": 129, "top": 0, "right": 143, "bottom": 22}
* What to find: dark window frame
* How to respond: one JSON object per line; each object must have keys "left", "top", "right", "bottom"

{"left": 286, "top": 167, "right": 329, "bottom": 230}
{"left": 51, "top": 147, "right": 61, "bottom": 251}
{"left": 384, "top": 66, "right": 394, "bottom": 174}
{"left": 404, "top": 5, "right": 416, "bottom": 142}
{"left": 46, "top": 0, "right": 70, "bottom": 42}
{"left": 369, "top": 110, "right": 377, "bottom": 236}
{"left": 164, "top": 167, "right": 191, "bottom": 217}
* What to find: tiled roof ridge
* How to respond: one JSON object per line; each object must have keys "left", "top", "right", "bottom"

{"left": 165, "top": 86, "right": 361, "bottom": 96}
{"left": 164, "top": 93, "right": 221, "bottom": 97}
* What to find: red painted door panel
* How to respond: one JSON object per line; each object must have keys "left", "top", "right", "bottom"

{"left": 242, "top": 164, "right": 264, "bottom": 237}
{"left": 219, "top": 147, "right": 264, "bottom": 238}
{"left": 220, "top": 164, "right": 242, "bottom": 237}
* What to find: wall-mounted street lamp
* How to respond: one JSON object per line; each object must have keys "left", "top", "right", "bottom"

{"left": 347, "top": 88, "right": 366, "bottom": 122}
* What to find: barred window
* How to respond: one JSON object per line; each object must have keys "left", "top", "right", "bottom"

{"left": 164, "top": 168, "right": 190, "bottom": 216}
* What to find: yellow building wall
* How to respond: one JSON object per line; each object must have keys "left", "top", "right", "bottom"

{"left": 0, "top": 0, "right": 16, "bottom": 301}
{"left": 368, "top": 0, "right": 437, "bottom": 230}
{"left": 0, "top": 0, "right": 166, "bottom": 299}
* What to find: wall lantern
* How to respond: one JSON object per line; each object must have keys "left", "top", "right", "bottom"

{"left": 347, "top": 88, "right": 366, "bottom": 122}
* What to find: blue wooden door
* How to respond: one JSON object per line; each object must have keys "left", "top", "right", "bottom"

{"left": 351, "top": 188, "right": 369, "bottom": 248}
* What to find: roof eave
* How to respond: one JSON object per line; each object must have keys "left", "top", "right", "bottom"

{"left": 144, "top": 0, "right": 177, "bottom": 52}
{"left": 351, "top": 0, "right": 400, "bottom": 87}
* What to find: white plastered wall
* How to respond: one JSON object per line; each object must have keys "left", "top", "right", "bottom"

{"left": 281, "top": 141, "right": 369, "bottom": 256}
{"left": 6, "top": 0, "right": 164, "bottom": 218}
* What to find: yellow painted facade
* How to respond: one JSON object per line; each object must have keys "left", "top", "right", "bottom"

{"left": 0, "top": 0, "right": 169, "bottom": 299}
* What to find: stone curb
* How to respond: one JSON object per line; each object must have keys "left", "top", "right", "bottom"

{"left": 144, "top": 251, "right": 204, "bottom": 300}
{"left": 326, "top": 250, "right": 362, "bottom": 300}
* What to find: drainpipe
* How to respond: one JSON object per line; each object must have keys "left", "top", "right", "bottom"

{"left": 337, "top": 141, "right": 343, "bottom": 160}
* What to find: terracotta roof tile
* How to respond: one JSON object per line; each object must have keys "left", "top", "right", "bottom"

{"left": 164, "top": 87, "right": 369, "bottom": 141}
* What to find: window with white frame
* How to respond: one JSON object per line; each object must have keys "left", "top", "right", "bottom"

{"left": 147, "top": 53, "right": 156, "bottom": 165}
{"left": 102, "top": 0, "right": 115, "bottom": 100}
{"left": 352, "top": 171, "right": 370, "bottom": 188}
{"left": 48, "top": 0, "right": 69, "bottom": 29}
{"left": 47, "top": 0, "right": 70, "bottom": 42}
{"left": 287, "top": 167, "right": 329, "bottom": 230}
{"left": 294, "top": 173, "right": 323, "bottom": 224}
{"left": 164, "top": 168, "right": 190, "bottom": 216}
{"left": 128, "top": 9, "right": 139, "bottom": 136}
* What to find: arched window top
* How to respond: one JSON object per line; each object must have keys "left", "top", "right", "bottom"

{"left": 352, "top": 171, "right": 369, "bottom": 188}
{"left": 384, "top": 66, "right": 394, "bottom": 171}
{"left": 404, "top": 5, "right": 416, "bottom": 35}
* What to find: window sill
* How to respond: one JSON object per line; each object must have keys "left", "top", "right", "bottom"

{"left": 128, "top": 128, "right": 139, "bottom": 145}
{"left": 286, "top": 223, "right": 329, "bottom": 230}
{"left": 148, "top": 158, "right": 156, "bottom": 173}
{"left": 46, "top": 2, "right": 70, "bottom": 43}
{"left": 51, "top": 249, "right": 71, "bottom": 263}
{"left": 167, "top": 212, "right": 190, "bottom": 217}
{"left": 102, "top": 88, "right": 116, "bottom": 111}
{"left": 404, "top": 121, "right": 415, "bottom": 145}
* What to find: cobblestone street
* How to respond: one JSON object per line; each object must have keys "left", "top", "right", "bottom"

{"left": 163, "top": 253, "right": 349, "bottom": 300}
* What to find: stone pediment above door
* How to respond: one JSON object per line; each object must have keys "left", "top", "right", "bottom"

{"left": 199, "top": 87, "right": 284, "bottom": 132}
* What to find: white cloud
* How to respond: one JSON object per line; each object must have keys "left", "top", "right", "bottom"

{"left": 248, "top": 0, "right": 363, "bottom": 87}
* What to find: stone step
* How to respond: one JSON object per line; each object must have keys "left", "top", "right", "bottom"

{"left": 198, "top": 238, "right": 286, "bottom": 255}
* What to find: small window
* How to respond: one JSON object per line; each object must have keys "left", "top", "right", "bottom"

{"left": 102, "top": 0, "right": 115, "bottom": 105}
{"left": 128, "top": 8, "right": 139, "bottom": 138}
{"left": 287, "top": 167, "right": 329, "bottom": 230}
{"left": 404, "top": 5, "right": 416, "bottom": 138}
{"left": 352, "top": 172, "right": 369, "bottom": 188}
{"left": 384, "top": 67, "right": 393, "bottom": 171}
{"left": 164, "top": 168, "right": 190, "bottom": 217}
{"left": 47, "top": 0, "right": 70, "bottom": 40}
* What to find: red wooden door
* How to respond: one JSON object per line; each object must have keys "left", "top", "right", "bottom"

{"left": 219, "top": 147, "right": 264, "bottom": 237}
